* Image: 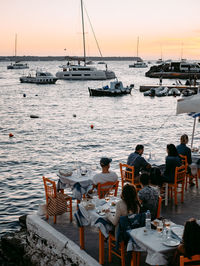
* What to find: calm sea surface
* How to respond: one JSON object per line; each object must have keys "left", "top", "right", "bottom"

{"left": 0, "top": 60, "right": 199, "bottom": 236}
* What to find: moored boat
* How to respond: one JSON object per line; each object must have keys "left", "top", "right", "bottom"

{"left": 88, "top": 80, "right": 134, "bottom": 96}
{"left": 20, "top": 70, "right": 58, "bottom": 84}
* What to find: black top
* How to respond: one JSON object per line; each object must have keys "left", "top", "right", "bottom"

{"left": 127, "top": 152, "right": 149, "bottom": 177}
{"left": 163, "top": 155, "right": 182, "bottom": 183}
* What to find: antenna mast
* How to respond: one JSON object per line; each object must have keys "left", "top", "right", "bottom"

{"left": 80, "top": 0, "right": 86, "bottom": 65}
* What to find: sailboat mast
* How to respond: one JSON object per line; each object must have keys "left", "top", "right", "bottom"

{"left": 137, "top": 36, "right": 139, "bottom": 57}
{"left": 80, "top": 0, "right": 86, "bottom": 65}
{"left": 15, "top": 34, "right": 17, "bottom": 58}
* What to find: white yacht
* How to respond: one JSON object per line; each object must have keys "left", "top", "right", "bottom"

{"left": 20, "top": 70, "right": 57, "bottom": 84}
{"left": 56, "top": 63, "right": 115, "bottom": 80}
{"left": 56, "top": 0, "right": 115, "bottom": 81}
{"left": 7, "top": 34, "right": 29, "bottom": 70}
{"left": 7, "top": 62, "right": 29, "bottom": 70}
{"left": 129, "top": 61, "right": 148, "bottom": 68}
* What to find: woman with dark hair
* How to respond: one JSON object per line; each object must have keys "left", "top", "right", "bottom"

{"left": 106, "top": 183, "right": 140, "bottom": 226}
{"left": 162, "top": 144, "right": 182, "bottom": 183}
{"left": 171, "top": 218, "right": 200, "bottom": 265}
{"left": 177, "top": 134, "right": 192, "bottom": 165}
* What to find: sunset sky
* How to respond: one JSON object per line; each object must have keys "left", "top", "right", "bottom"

{"left": 1, "top": 0, "right": 200, "bottom": 60}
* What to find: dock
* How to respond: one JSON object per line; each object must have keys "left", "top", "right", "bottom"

{"left": 139, "top": 84, "right": 199, "bottom": 92}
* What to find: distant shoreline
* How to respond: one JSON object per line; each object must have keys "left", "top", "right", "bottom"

{"left": 0, "top": 56, "right": 141, "bottom": 62}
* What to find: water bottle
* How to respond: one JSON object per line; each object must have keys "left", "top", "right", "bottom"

{"left": 145, "top": 210, "right": 151, "bottom": 232}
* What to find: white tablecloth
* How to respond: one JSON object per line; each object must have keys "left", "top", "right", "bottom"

{"left": 129, "top": 227, "right": 178, "bottom": 265}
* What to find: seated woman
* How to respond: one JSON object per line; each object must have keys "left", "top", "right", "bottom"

{"left": 138, "top": 173, "right": 159, "bottom": 220}
{"left": 162, "top": 144, "right": 182, "bottom": 183}
{"left": 106, "top": 183, "right": 140, "bottom": 226}
{"left": 171, "top": 218, "right": 200, "bottom": 265}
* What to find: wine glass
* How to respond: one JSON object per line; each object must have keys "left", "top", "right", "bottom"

{"left": 157, "top": 221, "right": 163, "bottom": 237}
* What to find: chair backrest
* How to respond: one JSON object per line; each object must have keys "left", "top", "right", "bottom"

{"left": 119, "top": 163, "right": 134, "bottom": 187}
{"left": 43, "top": 176, "right": 57, "bottom": 204}
{"left": 174, "top": 165, "right": 186, "bottom": 185}
{"left": 179, "top": 154, "right": 188, "bottom": 172}
{"left": 180, "top": 254, "right": 200, "bottom": 266}
{"left": 97, "top": 180, "right": 119, "bottom": 199}
{"left": 156, "top": 196, "right": 162, "bottom": 218}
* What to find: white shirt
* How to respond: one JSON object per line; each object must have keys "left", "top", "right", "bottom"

{"left": 92, "top": 171, "right": 118, "bottom": 185}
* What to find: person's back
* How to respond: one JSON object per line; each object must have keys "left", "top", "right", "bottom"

{"left": 176, "top": 134, "right": 192, "bottom": 165}
{"left": 127, "top": 144, "right": 151, "bottom": 178}
{"left": 164, "top": 155, "right": 181, "bottom": 183}
{"left": 138, "top": 173, "right": 159, "bottom": 219}
{"left": 92, "top": 157, "right": 118, "bottom": 185}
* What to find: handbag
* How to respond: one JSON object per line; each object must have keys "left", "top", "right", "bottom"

{"left": 47, "top": 192, "right": 67, "bottom": 216}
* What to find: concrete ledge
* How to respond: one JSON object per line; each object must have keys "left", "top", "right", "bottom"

{"left": 27, "top": 214, "right": 100, "bottom": 266}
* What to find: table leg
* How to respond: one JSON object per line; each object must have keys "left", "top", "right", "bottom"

{"left": 99, "top": 230, "right": 104, "bottom": 264}
{"left": 165, "top": 183, "right": 168, "bottom": 206}
{"left": 79, "top": 227, "right": 85, "bottom": 249}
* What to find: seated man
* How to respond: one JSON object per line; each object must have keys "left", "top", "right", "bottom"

{"left": 92, "top": 157, "right": 118, "bottom": 186}
{"left": 127, "top": 144, "right": 151, "bottom": 180}
{"left": 138, "top": 173, "right": 159, "bottom": 220}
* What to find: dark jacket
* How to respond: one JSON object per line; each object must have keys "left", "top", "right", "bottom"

{"left": 176, "top": 143, "right": 192, "bottom": 165}
{"left": 163, "top": 156, "right": 182, "bottom": 183}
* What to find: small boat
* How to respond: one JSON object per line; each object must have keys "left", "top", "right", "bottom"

{"left": 7, "top": 62, "right": 29, "bottom": 69}
{"left": 168, "top": 88, "right": 181, "bottom": 96}
{"left": 20, "top": 70, "right": 58, "bottom": 84}
{"left": 129, "top": 61, "right": 148, "bottom": 68}
{"left": 181, "top": 89, "right": 196, "bottom": 97}
{"left": 88, "top": 80, "right": 134, "bottom": 96}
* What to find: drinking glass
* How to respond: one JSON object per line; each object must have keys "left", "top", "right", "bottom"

{"left": 164, "top": 219, "right": 171, "bottom": 229}
{"left": 157, "top": 222, "right": 163, "bottom": 237}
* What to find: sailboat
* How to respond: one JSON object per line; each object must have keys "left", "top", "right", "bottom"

{"left": 129, "top": 37, "right": 147, "bottom": 68}
{"left": 7, "top": 34, "right": 29, "bottom": 70}
{"left": 56, "top": 0, "right": 116, "bottom": 80}
{"left": 156, "top": 45, "right": 164, "bottom": 64}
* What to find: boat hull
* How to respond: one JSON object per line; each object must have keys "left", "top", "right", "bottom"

{"left": 20, "top": 77, "right": 58, "bottom": 84}
{"left": 88, "top": 87, "right": 132, "bottom": 96}
{"left": 56, "top": 70, "right": 116, "bottom": 80}
{"left": 145, "top": 71, "right": 200, "bottom": 79}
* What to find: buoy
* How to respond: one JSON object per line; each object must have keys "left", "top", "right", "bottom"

{"left": 30, "top": 115, "right": 39, "bottom": 119}
{"left": 73, "top": 114, "right": 76, "bottom": 117}
{"left": 23, "top": 93, "right": 26, "bottom": 97}
{"left": 9, "top": 133, "right": 14, "bottom": 138}
{"left": 90, "top": 124, "right": 94, "bottom": 129}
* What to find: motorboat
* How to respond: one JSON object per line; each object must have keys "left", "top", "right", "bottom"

{"left": 20, "top": 70, "right": 58, "bottom": 84}
{"left": 156, "top": 58, "right": 164, "bottom": 64}
{"left": 181, "top": 89, "right": 196, "bottom": 97}
{"left": 146, "top": 61, "right": 200, "bottom": 79}
{"left": 7, "top": 62, "right": 29, "bottom": 69}
{"left": 56, "top": 62, "right": 116, "bottom": 80}
{"left": 144, "top": 86, "right": 169, "bottom": 97}
{"left": 88, "top": 80, "right": 134, "bottom": 96}
{"left": 56, "top": 0, "right": 116, "bottom": 81}
{"left": 129, "top": 61, "right": 148, "bottom": 68}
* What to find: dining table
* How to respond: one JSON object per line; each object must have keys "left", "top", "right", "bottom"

{"left": 74, "top": 195, "right": 120, "bottom": 264}
{"left": 128, "top": 223, "right": 184, "bottom": 265}
{"left": 57, "top": 168, "right": 96, "bottom": 200}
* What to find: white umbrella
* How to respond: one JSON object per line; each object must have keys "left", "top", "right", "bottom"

{"left": 176, "top": 93, "right": 200, "bottom": 148}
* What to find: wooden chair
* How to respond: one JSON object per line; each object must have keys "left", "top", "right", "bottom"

{"left": 179, "top": 154, "right": 198, "bottom": 190}
{"left": 119, "top": 163, "right": 141, "bottom": 191}
{"left": 97, "top": 181, "right": 119, "bottom": 199}
{"left": 168, "top": 165, "right": 186, "bottom": 205}
{"left": 180, "top": 254, "right": 200, "bottom": 266}
{"left": 43, "top": 176, "right": 72, "bottom": 223}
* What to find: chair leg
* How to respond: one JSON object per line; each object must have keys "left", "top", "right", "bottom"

{"left": 175, "top": 187, "right": 178, "bottom": 205}
{"left": 120, "top": 241, "right": 125, "bottom": 266}
{"left": 69, "top": 199, "right": 72, "bottom": 222}
{"left": 137, "top": 252, "right": 141, "bottom": 266}
{"left": 79, "top": 227, "right": 85, "bottom": 249}
{"left": 53, "top": 215, "right": 57, "bottom": 224}
{"left": 108, "top": 234, "right": 112, "bottom": 262}
{"left": 185, "top": 175, "right": 188, "bottom": 190}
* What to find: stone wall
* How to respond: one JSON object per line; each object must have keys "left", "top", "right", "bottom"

{"left": 26, "top": 215, "right": 100, "bottom": 266}
{"left": 0, "top": 214, "right": 100, "bottom": 266}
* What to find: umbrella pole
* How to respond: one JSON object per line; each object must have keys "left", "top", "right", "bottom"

{"left": 191, "top": 117, "right": 197, "bottom": 149}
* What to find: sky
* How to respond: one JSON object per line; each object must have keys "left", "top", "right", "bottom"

{"left": 1, "top": 0, "right": 200, "bottom": 60}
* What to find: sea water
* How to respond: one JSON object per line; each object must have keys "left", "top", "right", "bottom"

{"left": 0, "top": 60, "right": 198, "bottom": 236}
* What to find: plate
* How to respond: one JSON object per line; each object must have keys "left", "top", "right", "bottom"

{"left": 162, "top": 239, "right": 180, "bottom": 247}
